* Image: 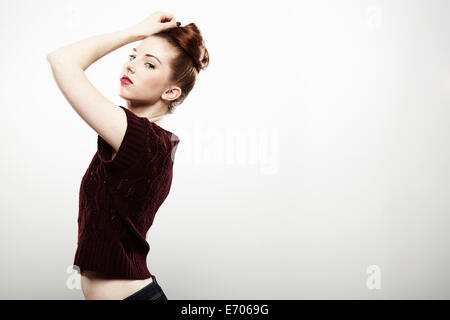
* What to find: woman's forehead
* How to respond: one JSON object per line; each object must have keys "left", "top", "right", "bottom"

{"left": 136, "top": 37, "right": 174, "bottom": 61}
{"left": 138, "top": 37, "right": 169, "bottom": 52}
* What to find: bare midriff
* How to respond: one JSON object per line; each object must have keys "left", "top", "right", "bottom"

{"left": 80, "top": 269, "right": 153, "bottom": 300}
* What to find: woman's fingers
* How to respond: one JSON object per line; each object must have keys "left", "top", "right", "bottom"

{"left": 160, "top": 12, "right": 174, "bottom": 23}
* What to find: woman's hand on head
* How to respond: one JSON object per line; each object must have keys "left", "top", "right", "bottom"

{"left": 128, "top": 11, "right": 180, "bottom": 39}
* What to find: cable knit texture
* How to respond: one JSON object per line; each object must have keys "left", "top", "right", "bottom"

{"left": 73, "top": 105, "right": 180, "bottom": 279}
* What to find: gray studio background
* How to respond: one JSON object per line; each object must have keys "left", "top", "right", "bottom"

{"left": 1, "top": 0, "right": 449, "bottom": 299}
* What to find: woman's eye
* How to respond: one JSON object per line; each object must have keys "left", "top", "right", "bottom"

{"left": 128, "top": 55, "right": 154, "bottom": 69}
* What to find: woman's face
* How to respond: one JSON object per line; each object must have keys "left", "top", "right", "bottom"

{"left": 118, "top": 36, "right": 179, "bottom": 104}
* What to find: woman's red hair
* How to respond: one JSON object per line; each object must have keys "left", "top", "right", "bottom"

{"left": 154, "top": 23, "right": 209, "bottom": 114}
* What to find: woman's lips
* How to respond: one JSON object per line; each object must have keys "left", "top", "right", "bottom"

{"left": 120, "top": 77, "right": 133, "bottom": 85}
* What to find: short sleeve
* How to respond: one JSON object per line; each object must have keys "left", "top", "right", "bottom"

{"left": 169, "top": 132, "right": 180, "bottom": 162}
{"left": 97, "top": 105, "right": 148, "bottom": 171}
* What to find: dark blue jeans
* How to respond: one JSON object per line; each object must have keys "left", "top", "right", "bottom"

{"left": 123, "top": 274, "right": 168, "bottom": 300}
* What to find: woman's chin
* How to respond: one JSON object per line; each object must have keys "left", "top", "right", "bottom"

{"left": 118, "top": 91, "right": 132, "bottom": 100}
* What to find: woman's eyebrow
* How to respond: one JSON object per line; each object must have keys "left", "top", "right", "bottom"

{"left": 132, "top": 48, "right": 162, "bottom": 65}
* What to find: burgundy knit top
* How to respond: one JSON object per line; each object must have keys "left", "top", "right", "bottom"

{"left": 72, "top": 105, "right": 180, "bottom": 279}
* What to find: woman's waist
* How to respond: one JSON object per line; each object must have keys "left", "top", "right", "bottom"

{"left": 81, "top": 270, "right": 153, "bottom": 300}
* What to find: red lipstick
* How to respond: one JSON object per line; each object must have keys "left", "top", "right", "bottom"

{"left": 120, "top": 75, "right": 133, "bottom": 84}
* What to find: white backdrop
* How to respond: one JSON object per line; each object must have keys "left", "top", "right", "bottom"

{"left": 1, "top": 0, "right": 449, "bottom": 299}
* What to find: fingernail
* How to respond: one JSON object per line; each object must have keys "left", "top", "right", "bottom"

{"left": 177, "top": 22, "right": 181, "bottom": 27}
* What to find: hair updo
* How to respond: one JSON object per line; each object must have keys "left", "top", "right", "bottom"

{"left": 153, "top": 23, "right": 209, "bottom": 114}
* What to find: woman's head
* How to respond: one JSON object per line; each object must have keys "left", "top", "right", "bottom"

{"left": 119, "top": 23, "right": 209, "bottom": 115}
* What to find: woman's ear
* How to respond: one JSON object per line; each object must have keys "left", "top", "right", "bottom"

{"left": 162, "top": 87, "right": 182, "bottom": 101}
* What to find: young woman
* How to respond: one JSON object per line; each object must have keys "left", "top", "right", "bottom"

{"left": 47, "top": 11, "right": 209, "bottom": 300}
